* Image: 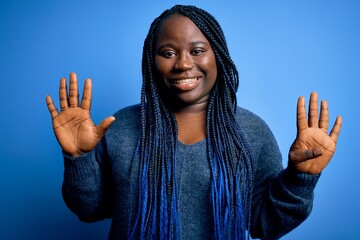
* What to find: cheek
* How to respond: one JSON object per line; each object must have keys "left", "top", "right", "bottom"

{"left": 203, "top": 55, "right": 217, "bottom": 82}
{"left": 154, "top": 57, "right": 172, "bottom": 77}
{"left": 154, "top": 57, "right": 171, "bottom": 89}
{"left": 154, "top": 56, "right": 164, "bottom": 75}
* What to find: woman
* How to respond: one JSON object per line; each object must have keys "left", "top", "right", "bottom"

{"left": 46, "top": 5, "right": 342, "bottom": 240}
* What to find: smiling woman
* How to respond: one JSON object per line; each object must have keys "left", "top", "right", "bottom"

{"left": 154, "top": 14, "right": 218, "bottom": 144}
{"left": 155, "top": 15, "right": 217, "bottom": 109}
{"left": 46, "top": 4, "right": 342, "bottom": 240}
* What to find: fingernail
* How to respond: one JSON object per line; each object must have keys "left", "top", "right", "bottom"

{"left": 314, "top": 149, "right": 323, "bottom": 156}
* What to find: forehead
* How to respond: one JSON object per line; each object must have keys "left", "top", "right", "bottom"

{"left": 156, "top": 15, "right": 209, "bottom": 44}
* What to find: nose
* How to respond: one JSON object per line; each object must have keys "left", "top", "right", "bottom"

{"left": 174, "top": 53, "right": 194, "bottom": 71}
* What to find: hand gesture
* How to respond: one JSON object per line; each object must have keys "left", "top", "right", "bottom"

{"left": 288, "top": 92, "right": 342, "bottom": 174}
{"left": 46, "top": 73, "right": 115, "bottom": 157}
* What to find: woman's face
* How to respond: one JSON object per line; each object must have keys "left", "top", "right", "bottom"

{"left": 154, "top": 15, "right": 217, "bottom": 108}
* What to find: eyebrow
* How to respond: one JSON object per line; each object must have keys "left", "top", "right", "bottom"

{"left": 190, "top": 41, "right": 210, "bottom": 46}
{"left": 156, "top": 41, "right": 210, "bottom": 50}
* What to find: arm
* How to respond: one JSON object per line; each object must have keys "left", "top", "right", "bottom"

{"left": 250, "top": 125, "right": 319, "bottom": 239}
{"left": 46, "top": 72, "right": 115, "bottom": 222}
{"left": 250, "top": 93, "right": 342, "bottom": 239}
{"left": 62, "top": 140, "right": 114, "bottom": 222}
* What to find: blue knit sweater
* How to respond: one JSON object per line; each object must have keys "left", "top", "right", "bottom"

{"left": 62, "top": 105, "right": 320, "bottom": 239}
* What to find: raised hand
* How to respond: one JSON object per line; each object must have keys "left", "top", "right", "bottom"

{"left": 46, "top": 73, "right": 115, "bottom": 156}
{"left": 288, "top": 92, "right": 342, "bottom": 175}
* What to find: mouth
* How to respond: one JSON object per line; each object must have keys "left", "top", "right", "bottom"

{"left": 169, "top": 77, "right": 200, "bottom": 91}
{"left": 172, "top": 77, "right": 199, "bottom": 85}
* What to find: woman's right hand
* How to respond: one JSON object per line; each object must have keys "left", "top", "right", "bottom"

{"left": 46, "top": 72, "right": 115, "bottom": 157}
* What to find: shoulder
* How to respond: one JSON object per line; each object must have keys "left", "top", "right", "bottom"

{"left": 235, "top": 106, "right": 280, "bottom": 157}
{"left": 106, "top": 104, "right": 142, "bottom": 138}
{"left": 235, "top": 107, "right": 283, "bottom": 175}
{"left": 113, "top": 104, "right": 141, "bottom": 119}
{"left": 235, "top": 106, "right": 271, "bottom": 136}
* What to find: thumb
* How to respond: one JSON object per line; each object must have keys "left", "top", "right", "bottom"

{"left": 96, "top": 116, "right": 116, "bottom": 137}
{"left": 289, "top": 148, "right": 323, "bottom": 162}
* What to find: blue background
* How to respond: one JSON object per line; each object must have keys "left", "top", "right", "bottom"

{"left": 1, "top": 0, "right": 359, "bottom": 239}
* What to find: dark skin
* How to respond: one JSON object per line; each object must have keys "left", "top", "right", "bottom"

{"left": 46, "top": 73, "right": 115, "bottom": 156}
{"left": 46, "top": 15, "right": 342, "bottom": 175}
{"left": 154, "top": 15, "right": 217, "bottom": 144}
{"left": 289, "top": 92, "right": 342, "bottom": 174}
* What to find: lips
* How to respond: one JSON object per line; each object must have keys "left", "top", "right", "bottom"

{"left": 170, "top": 77, "right": 200, "bottom": 91}
{"left": 173, "top": 77, "right": 198, "bottom": 84}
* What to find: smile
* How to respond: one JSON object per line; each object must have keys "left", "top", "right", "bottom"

{"left": 169, "top": 77, "right": 201, "bottom": 91}
{"left": 172, "top": 77, "right": 199, "bottom": 85}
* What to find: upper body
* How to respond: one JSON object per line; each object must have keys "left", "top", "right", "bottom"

{"left": 62, "top": 104, "right": 320, "bottom": 239}
{"left": 46, "top": 4, "right": 342, "bottom": 240}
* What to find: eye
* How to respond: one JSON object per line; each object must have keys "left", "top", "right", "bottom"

{"left": 191, "top": 49, "right": 205, "bottom": 56}
{"left": 160, "top": 50, "right": 176, "bottom": 58}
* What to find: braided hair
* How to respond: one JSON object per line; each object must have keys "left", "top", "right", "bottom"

{"left": 128, "top": 5, "right": 253, "bottom": 239}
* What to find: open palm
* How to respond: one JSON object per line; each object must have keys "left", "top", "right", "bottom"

{"left": 288, "top": 92, "right": 342, "bottom": 175}
{"left": 46, "top": 73, "right": 115, "bottom": 156}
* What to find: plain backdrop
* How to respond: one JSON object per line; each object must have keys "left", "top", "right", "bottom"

{"left": 1, "top": 0, "right": 359, "bottom": 239}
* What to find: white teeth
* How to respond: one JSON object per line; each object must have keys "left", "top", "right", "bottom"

{"left": 173, "top": 78, "right": 198, "bottom": 84}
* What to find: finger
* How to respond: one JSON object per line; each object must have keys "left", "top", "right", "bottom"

{"left": 329, "top": 115, "right": 342, "bottom": 144}
{"left": 319, "top": 100, "right": 329, "bottom": 132}
{"left": 297, "top": 96, "right": 308, "bottom": 131}
{"left": 308, "top": 92, "right": 319, "bottom": 128}
{"left": 289, "top": 148, "right": 323, "bottom": 162}
{"left": 69, "top": 72, "right": 79, "bottom": 107}
{"left": 59, "top": 77, "right": 68, "bottom": 111}
{"left": 96, "top": 116, "right": 116, "bottom": 137}
{"left": 81, "top": 78, "right": 92, "bottom": 111}
{"left": 46, "top": 95, "right": 59, "bottom": 119}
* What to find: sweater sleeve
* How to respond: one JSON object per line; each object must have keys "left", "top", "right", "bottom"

{"left": 238, "top": 109, "right": 320, "bottom": 239}
{"left": 250, "top": 162, "right": 320, "bottom": 239}
{"left": 62, "top": 138, "right": 114, "bottom": 223}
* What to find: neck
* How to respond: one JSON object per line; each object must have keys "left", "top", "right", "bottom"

{"left": 172, "top": 102, "right": 208, "bottom": 145}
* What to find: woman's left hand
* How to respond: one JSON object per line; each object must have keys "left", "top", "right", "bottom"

{"left": 288, "top": 92, "right": 342, "bottom": 175}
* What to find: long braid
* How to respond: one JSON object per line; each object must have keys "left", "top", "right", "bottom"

{"left": 128, "top": 5, "right": 253, "bottom": 239}
{"left": 182, "top": 5, "right": 254, "bottom": 238}
{"left": 128, "top": 11, "right": 180, "bottom": 239}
